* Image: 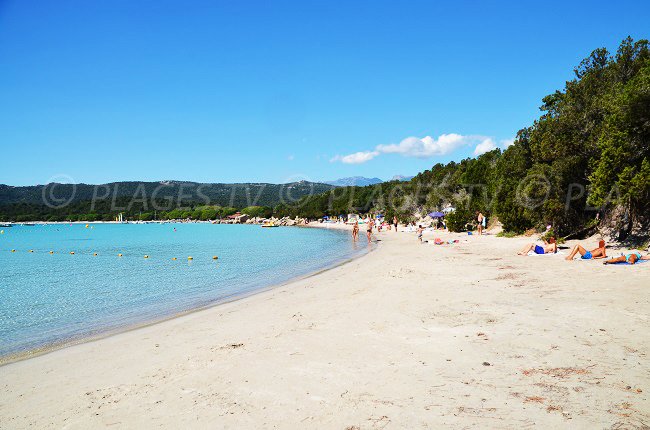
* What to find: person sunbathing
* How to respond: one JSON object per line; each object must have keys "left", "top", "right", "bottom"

{"left": 565, "top": 240, "right": 606, "bottom": 261}
{"left": 518, "top": 238, "right": 557, "bottom": 255}
{"left": 603, "top": 251, "right": 650, "bottom": 265}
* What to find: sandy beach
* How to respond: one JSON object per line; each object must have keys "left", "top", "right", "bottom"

{"left": 1, "top": 226, "right": 649, "bottom": 429}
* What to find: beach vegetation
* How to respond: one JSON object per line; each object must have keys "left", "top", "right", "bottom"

{"left": 241, "top": 206, "right": 273, "bottom": 218}
{"left": 275, "top": 37, "right": 650, "bottom": 238}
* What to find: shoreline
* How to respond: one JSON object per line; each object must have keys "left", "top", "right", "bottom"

{"left": 0, "top": 223, "right": 372, "bottom": 365}
{"left": 2, "top": 228, "right": 648, "bottom": 428}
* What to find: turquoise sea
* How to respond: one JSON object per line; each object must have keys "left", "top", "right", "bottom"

{"left": 0, "top": 223, "right": 366, "bottom": 358}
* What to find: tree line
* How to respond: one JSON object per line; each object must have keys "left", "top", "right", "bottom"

{"left": 2, "top": 38, "right": 648, "bottom": 237}
{"left": 277, "top": 37, "right": 650, "bottom": 237}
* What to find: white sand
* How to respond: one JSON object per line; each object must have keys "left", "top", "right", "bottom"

{"left": 1, "top": 227, "right": 649, "bottom": 429}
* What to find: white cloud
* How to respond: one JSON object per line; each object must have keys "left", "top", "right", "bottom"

{"left": 473, "top": 138, "right": 497, "bottom": 156}
{"left": 376, "top": 133, "right": 479, "bottom": 158}
{"left": 330, "top": 150, "right": 380, "bottom": 164}
{"left": 330, "top": 133, "right": 509, "bottom": 164}
{"left": 500, "top": 138, "right": 515, "bottom": 148}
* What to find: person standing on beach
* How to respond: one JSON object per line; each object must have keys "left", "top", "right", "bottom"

{"left": 393, "top": 216, "right": 398, "bottom": 232}
{"left": 366, "top": 219, "right": 374, "bottom": 243}
{"left": 417, "top": 225, "right": 424, "bottom": 242}
{"left": 476, "top": 212, "right": 485, "bottom": 235}
{"left": 352, "top": 221, "right": 359, "bottom": 241}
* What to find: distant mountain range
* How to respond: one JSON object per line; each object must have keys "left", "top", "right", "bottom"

{"left": 325, "top": 175, "right": 414, "bottom": 187}
{"left": 0, "top": 176, "right": 419, "bottom": 221}
{"left": 390, "top": 175, "right": 414, "bottom": 182}
{"left": 0, "top": 180, "right": 335, "bottom": 210}
{"left": 324, "top": 177, "right": 383, "bottom": 187}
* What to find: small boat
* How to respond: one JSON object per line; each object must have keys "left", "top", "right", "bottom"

{"left": 261, "top": 221, "right": 279, "bottom": 228}
{"left": 0, "top": 223, "right": 13, "bottom": 228}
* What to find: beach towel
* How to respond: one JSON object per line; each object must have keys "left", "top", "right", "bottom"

{"left": 526, "top": 250, "right": 565, "bottom": 256}
{"left": 606, "top": 259, "right": 649, "bottom": 265}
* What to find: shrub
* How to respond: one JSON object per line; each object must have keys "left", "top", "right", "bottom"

{"left": 445, "top": 208, "right": 473, "bottom": 232}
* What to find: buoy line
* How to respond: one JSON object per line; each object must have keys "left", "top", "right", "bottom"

{"left": 4, "top": 249, "right": 220, "bottom": 262}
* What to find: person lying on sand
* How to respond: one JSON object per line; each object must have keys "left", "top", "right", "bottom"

{"left": 518, "top": 238, "right": 557, "bottom": 255}
{"left": 603, "top": 251, "right": 650, "bottom": 265}
{"left": 565, "top": 240, "right": 607, "bottom": 261}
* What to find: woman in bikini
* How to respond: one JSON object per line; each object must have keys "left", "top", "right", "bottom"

{"left": 352, "top": 221, "right": 359, "bottom": 241}
{"left": 603, "top": 251, "right": 650, "bottom": 265}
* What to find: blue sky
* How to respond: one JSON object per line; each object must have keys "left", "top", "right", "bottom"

{"left": 1, "top": 0, "right": 648, "bottom": 186}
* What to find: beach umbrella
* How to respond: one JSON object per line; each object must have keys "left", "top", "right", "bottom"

{"left": 428, "top": 211, "right": 445, "bottom": 218}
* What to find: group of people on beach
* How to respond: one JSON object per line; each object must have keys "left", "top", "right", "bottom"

{"left": 518, "top": 237, "right": 649, "bottom": 265}
{"left": 351, "top": 212, "right": 648, "bottom": 265}
{"left": 352, "top": 216, "right": 399, "bottom": 243}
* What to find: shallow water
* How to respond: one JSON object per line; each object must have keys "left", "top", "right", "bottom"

{"left": 0, "top": 223, "right": 366, "bottom": 357}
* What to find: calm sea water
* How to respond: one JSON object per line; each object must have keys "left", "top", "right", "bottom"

{"left": 0, "top": 223, "right": 366, "bottom": 357}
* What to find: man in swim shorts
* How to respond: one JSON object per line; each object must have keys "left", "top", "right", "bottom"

{"left": 565, "top": 240, "right": 606, "bottom": 261}
{"left": 518, "top": 238, "right": 557, "bottom": 255}
{"left": 366, "top": 219, "right": 374, "bottom": 243}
